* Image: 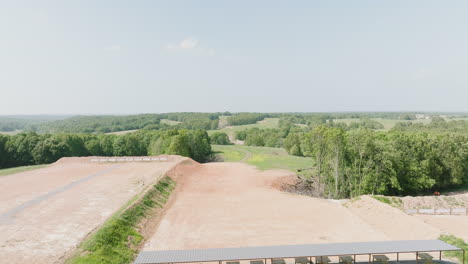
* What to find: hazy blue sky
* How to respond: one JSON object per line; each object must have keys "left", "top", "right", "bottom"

{"left": 1, "top": 1, "right": 467, "bottom": 114}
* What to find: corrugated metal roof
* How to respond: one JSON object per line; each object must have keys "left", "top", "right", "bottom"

{"left": 135, "top": 240, "right": 460, "bottom": 264}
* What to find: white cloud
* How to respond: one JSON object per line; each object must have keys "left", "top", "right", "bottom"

{"left": 179, "top": 38, "right": 198, "bottom": 49}
{"left": 164, "top": 37, "right": 215, "bottom": 56}
{"left": 104, "top": 45, "right": 121, "bottom": 52}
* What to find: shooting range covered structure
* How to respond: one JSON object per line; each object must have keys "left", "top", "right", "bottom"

{"left": 135, "top": 240, "right": 464, "bottom": 264}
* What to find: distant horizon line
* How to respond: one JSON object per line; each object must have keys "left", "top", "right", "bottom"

{"left": 1, "top": 111, "right": 468, "bottom": 117}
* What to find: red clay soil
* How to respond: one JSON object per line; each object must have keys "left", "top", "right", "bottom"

{"left": 143, "top": 162, "right": 451, "bottom": 261}
{"left": 144, "top": 162, "right": 386, "bottom": 250}
{"left": 0, "top": 155, "right": 187, "bottom": 264}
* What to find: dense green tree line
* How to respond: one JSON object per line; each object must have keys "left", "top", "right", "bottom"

{"left": 209, "top": 132, "right": 231, "bottom": 145}
{"left": 236, "top": 119, "right": 385, "bottom": 149}
{"left": 33, "top": 114, "right": 163, "bottom": 133}
{"left": 0, "top": 129, "right": 212, "bottom": 169}
{"left": 0, "top": 116, "right": 66, "bottom": 132}
{"left": 284, "top": 126, "right": 468, "bottom": 198}
{"left": 3, "top": 112, "right": 464, "bottom": 134}
{"left": 236, "top": 128, "right": 289, "bottom": 147}
{"left": 226, "top": 113, "right": 271, "bottom": 126}
{"left": 276, "top": 112, "right": 419, "bottom": 127}
{"left": 24, "top": 113, "right": 228, "bottom": 133}
{"left": 393, "top": 117, "right": 468, "bottom": 134}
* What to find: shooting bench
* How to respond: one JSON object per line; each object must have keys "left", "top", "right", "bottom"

{"left": 339, "top": 255, "right": 354, "bottom": 264}
{"left": 272, "top": 259, "right": 286, "bottom": 264}
{"left": 372, "top": 255, "right": 389, "bottom": 264}
{"left": 417, "top": 253, "right": 433, "bottom": 264}
{"left": 316, "top": 256, "right": 331, "bottom": 264}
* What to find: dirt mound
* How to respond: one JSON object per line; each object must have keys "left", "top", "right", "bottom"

{"left": 401, "top": 194, "right": 468, "bottom": 209}
{"left": 346, "top": 196, "right": 441, "bottom": 240}
{"left": 52, "top": 156, "right": 93, "bottom": 165}
{"left": 165, "top": 158, "right": 201, "bottom": 181}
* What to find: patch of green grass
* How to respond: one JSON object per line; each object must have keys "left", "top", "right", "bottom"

{"left": 371, "top": 195, "right": 403, "bottom": 208}
{"left": 208, "top": 118, "right": 280, "bottom": 136}
{"left": 212, "top": 145, "right": 313, "bottom": 172}
{"left": 67, "top": 176, "right": 176, "bottom": 264}
{"left": 217, "top": 115, "right": 230, "bottom": 128}
{"left": 212, "top": 145, "right": 245, "bottom": 162}
{"left": 105, "top": 130, "right": 139, "bottom": 135}
{"left": 439, "top": 234, "right": 468, "bottom": 262}
{"left": 0, "top": 130, "right": 23, "bottom": 135}
{"left": 0, "top": 164, "right": 48, "bottom": 177}
{"left": 160, "top": 119, "right": 182, "bottom": 126}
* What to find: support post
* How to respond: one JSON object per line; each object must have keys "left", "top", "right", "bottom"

{"left": 369, "top": 254, "right": 371, "bottom": 264}
{"left": 354, "top": 254, "right": 356, "bottom": 264}
{"left": 397, "top": 252, "right": 399, "bottom": 262}
{"left": 439, "top": 251, "right": 442, "bottom": 261}
{"left": 416, "top": 252, "right": 419, "bottom": 264}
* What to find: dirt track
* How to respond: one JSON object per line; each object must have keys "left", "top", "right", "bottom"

{"left": 143, "top": 162, "right": 445, "bottom": 253}
{"left": 0, "top": 155, "right": 186, "bottom": 264}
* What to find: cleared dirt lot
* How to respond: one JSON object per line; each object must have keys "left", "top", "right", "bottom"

{"left": 0, "top": 155, "right": 186, "bottom": 264}
{"left": 416, "top": 215, "right": 468, "bottom": 242}
{"left": 143, "top": 162, "right": 445, "bottom": 253}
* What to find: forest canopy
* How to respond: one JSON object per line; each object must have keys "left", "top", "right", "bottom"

{"left": 0, "top": 129, "right": 212, "bottom": 169}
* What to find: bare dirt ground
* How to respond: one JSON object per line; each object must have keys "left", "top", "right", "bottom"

{"left": 416, "top": 215, "right": 468, "bottom": 242}
{"left": 397, "top": 193, "right": 468, "bottom": 242}
{"left": 143, "top": 162, "right": 448, "bottom": 256}
{"left": 0, "top": 155, "right": 187, "bottom": 264}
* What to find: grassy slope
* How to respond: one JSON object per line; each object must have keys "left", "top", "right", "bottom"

{"left": 208, "top": 118, "right": 279, "bottom": 136}
{"left": 212, "top": 144, "right": 313, "bottom": 172}
{"left": 67, "top": 176, "right": 175, "bottom": 264}
{"left": 439, "top": 235, "right": 468, "bottom": 263}
{"left": 0, "top": 164, "right": 48, "bottom": 177}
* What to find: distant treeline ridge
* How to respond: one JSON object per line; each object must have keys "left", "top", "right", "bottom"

{"left": 0, "top": 129, "right": 212, "bottom": 169}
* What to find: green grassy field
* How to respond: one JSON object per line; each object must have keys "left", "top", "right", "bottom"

{"left": 217, "top": 115, "right": 230, "bottom": 128}
{"left": 0, "top": 130, "right": 23, "bottom": 135}
{"left": 212, "top": 144, "right": 313, "bottom": 171}
{"left": 208, "top": 118, "right": 279, "bottom": 137}
{"left": 0, "top": 164, "right": 48, "bottom": 177}
{"left": 333, "top": 118, "right": 432, "bottom": 130}
{"left": 106, "top": 129, "right": 139, "bottom": 135}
